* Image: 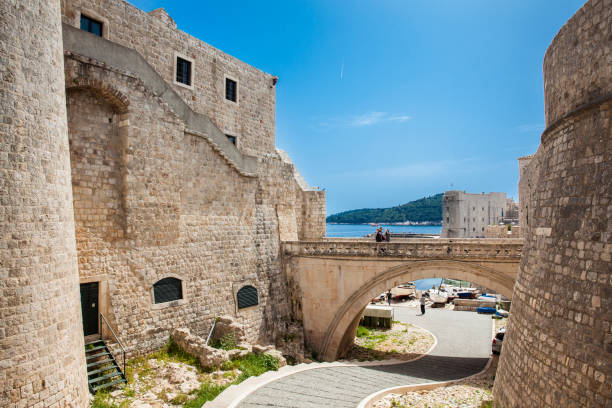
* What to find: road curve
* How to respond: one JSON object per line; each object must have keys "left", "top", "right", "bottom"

{"left": 236, "top": 308, "right": 492, "bottom": 408}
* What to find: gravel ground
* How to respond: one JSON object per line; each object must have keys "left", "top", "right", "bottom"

{"left": 372, "top": 356, "right": 498, "bottom": 408}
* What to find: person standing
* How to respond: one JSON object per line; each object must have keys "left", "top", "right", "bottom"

{"left": 387, "top": 290, "right": 392, "bottom": 305}
{"left": 385, "top": 229, "right": 391, "bottom": 242}
{"left": 376, "top": 227, "right": 384, "bottom": 242}
{"left": 420, "top": 294, "right": 426, "bottom": 315}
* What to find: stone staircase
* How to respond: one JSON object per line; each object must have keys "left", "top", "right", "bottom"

{"left": 85, "top": 339, "right": 127, "bottom": 393}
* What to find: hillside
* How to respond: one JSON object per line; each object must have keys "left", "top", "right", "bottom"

{"left": 326, "top": 193, "right": 443, "bottom": 224}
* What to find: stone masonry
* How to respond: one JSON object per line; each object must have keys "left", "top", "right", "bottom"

{"left": 0, "top": 1, "right": 89, "bottom": 407}
{"left": 494, "top": 0, "right": 611, "bottom": 406}
{"left": 1, "top": 0, "right": 325, "bottom": 406}
{"left": 58, "top": 0, "right": 326, "bottom": 355}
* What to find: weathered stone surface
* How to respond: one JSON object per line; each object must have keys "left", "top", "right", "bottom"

{"left": 0, "top": 1, "right": 89, "bottom": 407}
{"left": 172, "top": 328, "right": 229, "bottom": 369}
{"left": 494, "top": 1, "right": 612, "bottom": 406}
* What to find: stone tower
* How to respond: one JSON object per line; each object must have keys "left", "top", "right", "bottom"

{"left": 0, "top": 1, "right": 89, "bottom": 406}
{"left": 494, "top": 0, "right": 611, "bottom": 406}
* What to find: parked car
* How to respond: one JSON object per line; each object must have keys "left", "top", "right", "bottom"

{"left": 492, "top": 328, "right": 505, "bottom": 354}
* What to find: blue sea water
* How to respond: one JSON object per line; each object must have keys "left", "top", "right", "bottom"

{"left": 326, "top": 223, "right": 444, "bottom": 291}
{"left": 326, "top": 223, "right": 441, "bottom": 238}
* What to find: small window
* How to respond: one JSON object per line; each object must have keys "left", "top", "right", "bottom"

{"left": 482, "top": 207, "right": 484, "bottom": 211}
{"left": 80, "top": 15, "right": 103, "bottom": 37}
{"left": 446, "top": 217, "right": 449, "bottom": 222}
{"left": 237, "top": 285, "right": 258, "bottom": 309}
{"left": 226, "top": 78, "right": 237, "bottom": 102}
{"left": 153, "top": 277, "right": 183, "bottom": 304}
{"left": 176, "top": 57, "right": 192, "bottom": 86}
{"left": 473, "top": 227, "right": 475, "bottom": 232}
{"left": 226, "top": 134, "right": 237, "bottom": 145}
{"left": 482, "top": 227, "right": 485, "bottom": 232}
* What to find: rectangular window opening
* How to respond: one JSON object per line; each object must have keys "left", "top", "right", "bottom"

{"left": 176, "top": 57, "right": 192, "bottom": 86}
{"left": 226, "top": 78, "right": 237, "bottom": 102}
{"left": 80, "top": 15, "right": 103, "bottom": 37}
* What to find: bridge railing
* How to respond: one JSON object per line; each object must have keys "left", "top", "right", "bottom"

{"left": 282, "top": 238, "right": 523, "bottom": 259}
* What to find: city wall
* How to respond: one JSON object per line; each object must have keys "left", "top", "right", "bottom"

{"left": 0, "top": 1, "right": 89, "bottom": 407}
{"left": 494, "top": 0, "right": 611, "bottom": 406}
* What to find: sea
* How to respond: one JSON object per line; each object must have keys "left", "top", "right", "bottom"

{"left": 326, "top": 223, "right": 444, "bottom": 291}
{"left": 326, "top": 223, "right": 441, "bottom": 238}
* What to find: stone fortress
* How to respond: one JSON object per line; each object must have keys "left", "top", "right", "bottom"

{"left": 0, "top": 0, "right": 609, "bottom": 407}
{"left": 1, "top": 0, "right": 325, "bottom": 406}
{"left": 440, "top": 191, "right": 510, "bottom": 238}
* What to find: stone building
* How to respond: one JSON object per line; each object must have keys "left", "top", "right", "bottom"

{"left": 494, "top": 0, "right": 611, "bottom": 406}
{"left": 440, "top": 191, "right": 507, "bottom": 238}
{"left": 1, "top": 0, "right": 325, "bottom": 405}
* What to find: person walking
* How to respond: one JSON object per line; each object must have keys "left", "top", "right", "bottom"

{"left": 385, "top": 229, "right": 390, "bottom": 242}
{"left": 387, "top": 290, "right": 392, "bottom": 306}
{"left": 420, "top": 294, "right": 426, "bottom": 315}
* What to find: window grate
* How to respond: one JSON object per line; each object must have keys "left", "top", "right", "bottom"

{"left": 80, "top": 15, "right": 103, "bottom": 37}
{"left": 237, "top": 285, "right": 258, "bottom": 309}
{"left": 225, "top": 78, "right": 237, "bottom": 102}
{"left": 176, "top": 57, "right": 191, "bottom": 86}
{"left": 153, "top": 277, "right": 183, "bottom": 304}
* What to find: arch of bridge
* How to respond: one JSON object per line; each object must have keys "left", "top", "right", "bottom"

{"left": 318, "top": 259, "right": 516, "bottom": 361}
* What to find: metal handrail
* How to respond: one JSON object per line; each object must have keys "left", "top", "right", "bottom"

{"left": 205, "top": 316, "right": 217, "bottom": 346}
{"left": 99, "top": 313, "right": 126, "bottom": 378}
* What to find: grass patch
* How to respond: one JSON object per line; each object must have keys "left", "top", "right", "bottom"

{"left": 186, "top": 352, "right": 280, "bottom": 407}
{"left": 149, "top": 336, "right": 203, "bottom": 371}
{"left": 91, "top": 391, "right": 116, "bottom": 408}
{"left": 356, "top": 325, "right": 370, "bottom": 338}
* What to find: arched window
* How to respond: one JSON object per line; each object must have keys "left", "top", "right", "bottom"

{"left": 153, "top": 277, "right": 183, "bottom": 304}
{"left": 237, "top": 285, "right": 258, "bottom": 309}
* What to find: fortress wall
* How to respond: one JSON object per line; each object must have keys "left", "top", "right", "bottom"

{"left": 0, "top": 1, "right": 89, "bottom": 407}
{"left": 61, "top": 0, "right": 277, "bottom": 158}
{"left": 63, "top": 56, "right": 309, "bottom": 352}
{"left": 494, "top": 0, "right": 611, "bottom": 406}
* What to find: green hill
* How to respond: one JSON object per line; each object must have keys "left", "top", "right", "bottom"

{"left": 326, "top": 193, "right": 443, "bottom": 224}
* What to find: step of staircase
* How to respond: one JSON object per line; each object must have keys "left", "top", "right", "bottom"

{"left": 84, "top": 338, "right": 127, "bottom": 393}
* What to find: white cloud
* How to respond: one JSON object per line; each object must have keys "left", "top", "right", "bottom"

{"left": 349, "top": 111, "right": 413, "bottom": 127}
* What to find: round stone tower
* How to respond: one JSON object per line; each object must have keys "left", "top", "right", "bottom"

{"left": 494, "top": 0, "right": 611, "bottom": 407}
{"left": 0, "top": 1, "right": 89, "bottom": 406}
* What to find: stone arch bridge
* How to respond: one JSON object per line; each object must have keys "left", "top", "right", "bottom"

{"left": 282, "top": 238, "right": 523, "bottom": 361}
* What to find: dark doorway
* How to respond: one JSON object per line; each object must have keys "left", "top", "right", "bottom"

{"left": 80, "top": 282, "right": 99, "bottom": 336}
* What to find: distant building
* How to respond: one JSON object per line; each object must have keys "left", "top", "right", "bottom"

{"left": 440, "top": 191, "right": 507, "bottom": 238}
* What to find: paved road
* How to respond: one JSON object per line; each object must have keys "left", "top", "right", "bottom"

{"left": 237, "top": 308, "right": 492, "bottom": 408}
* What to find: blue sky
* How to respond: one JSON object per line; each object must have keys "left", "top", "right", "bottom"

{"left": 130, "top": 0, "right": 586, "bottom": 215}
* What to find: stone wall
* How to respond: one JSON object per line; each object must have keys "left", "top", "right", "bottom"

{"left": 494, "top": 0, "right": 611, "bottom": 406}
{"left": 61, "top": 0, "right": 277, "bottom": 158}
{"left": 0, "top": 1, "right": 89, "bottom": 407}
{"left": 62, "top": 51, "right": 323, "bottom": 354}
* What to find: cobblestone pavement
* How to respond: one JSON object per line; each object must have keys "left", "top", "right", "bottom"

{"left": 237, "top": 308, "right": 492, "bottom": 407}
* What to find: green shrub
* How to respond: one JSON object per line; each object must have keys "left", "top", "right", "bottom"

{"left": 210, "top": 333, "right": 237, "bottom": 351}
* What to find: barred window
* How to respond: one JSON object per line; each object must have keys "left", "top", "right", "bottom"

{"left": 176, "top": 57, "right": 192, "bottom": 86}
{"left": 237, "top": 285, "right": 258, "bottom": 309}
{"left": 225, "top": 78, "right": 237, "bottom": 102}
{"left": 153, "top": 277, "right": 183, "bottom": 304}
